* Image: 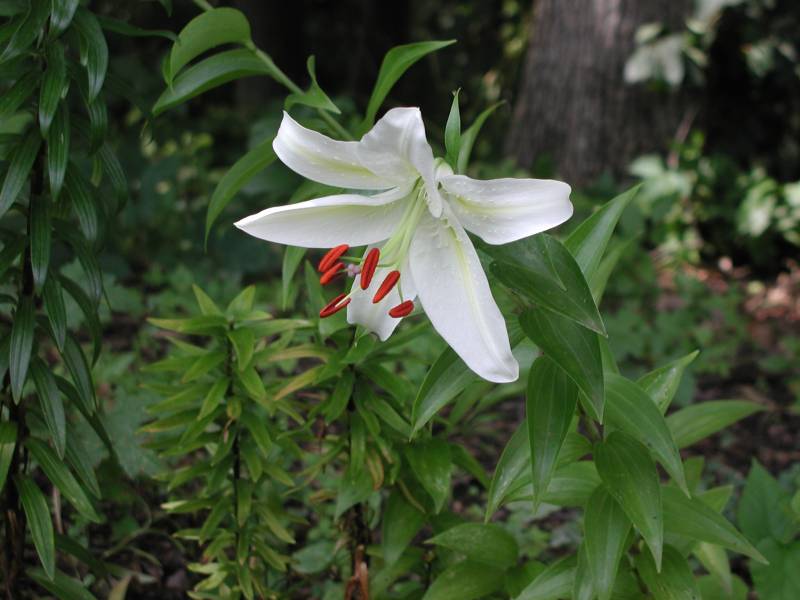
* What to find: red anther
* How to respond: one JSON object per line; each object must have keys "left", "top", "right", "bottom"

{"left": 360, "top": 248, "right": 380, "bottom": 290}
{"left": 388, "top": 300, "right": 414, "bottom": 318}
{"left": 372, "top": 271, "right": 401, "bottom": 303}
{"left": 319, "top": 293, "right": 350, "bottom": 318}
{"left": 320, "top": 262, "right": 344, "bottom": 285}
{"left": 318, "top": 244, "right": 349, "bottom": 273}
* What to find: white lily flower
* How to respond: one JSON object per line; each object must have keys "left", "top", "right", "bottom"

{"left": 235, "top": 108, "right": 573, "bottom": 383}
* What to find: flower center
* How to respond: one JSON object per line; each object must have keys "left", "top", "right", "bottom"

{"left": 316, "top": 181, "right": 428, "bottom": 320}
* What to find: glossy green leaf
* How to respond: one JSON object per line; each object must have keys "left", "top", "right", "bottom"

{"left": 285, "top": 55, "right": 340, "bottom": 114}
{"left": 59, "top": 229, "right": 102, "bottom": 305}
{"left": 205, "top": 136, "right": 276, "bottom": 243}
{"left": 361, "top": 40, "right": 455, "bottom": 130}
{"left": 0, "top": 71, "right": 37, "bottom": 118}
{"left": 334, "top": 463, "right": 373, "bottom": 519}
{"left": 444, "top": 89, "right": 461, "bottom": 168}
{"left": 604, "top": 373, "right": 687, "bottom": 494}
{"left": 39, "top": 41, "right": 67, "bottom": 136}
{"left": 667, "top": 400, "right": 764, "bottom": 449}
{"left": 457, "top": 101, "right": 502, "bottom": 173}
{"left": 564, "top": 185, "right": 639, "bottom": 279}
{"left": 0, "top": 421, "right": 17, "bottom": 493}
{"left": 486, "top": 424, "right": 528, "bottom": 519}
{"left": 382, "top": 490, "right": 426, "bottom": 566}
{"left": 589, "top": 237, "right": 635, "bottom": 303}
{"left": 540, "top": 461, "right": 600, "bottom": 507}
{"left": 16, "top": 475, "right": 55, "bottom": 580}
{"left": 228, "top": 328, "right": 255, "bottom": 371}
{"left": 30, "top": 358, "right": 66, "bottom": 459}
{"left": 751, "top": 539, "right": 800, "bottom": 600}
{"left": 527, "top": 356, "right": 578, "bottom": 509}
{"left": 662, "top": 486, "right": 766, "bottom": 562}
{"left": 97, "top": 143, "right": 127, "bottom": 207}
{"left": 694, "top": 543, "right": 732, "bottom": 597}
{"left": 50, "top": 0, "right": 79, "bottom": 34}
{"left": 47, "top": 103, "right": 69, "bottom": 201}
{"left": 572, "top": 544, "right": 593, "bottom": 600}
{"left": 10, "top": 295, "right": 34, "bottom": 402}
{"left": 27, "top": 567, "right": 98, "bottom": 600}
{"left": 64, "top": 428, "right": 101, "bottom": 499}
{"left": 165, "top": 7, "right": 251, "bottom": 82}
{"left": 26, "top": 437, "right": 101, "bottom": 523}
{"left": 323, "top": 369, "right": 354, "bottom": 424}
{"left": 96, "top": 15, "right": 176, "bottom": 41}
{"left": 519, "top": 308, "right": 604, "bottom": 421}
{"left": 411, "top": 346, "right": 476, "bottom": 435}
{"left": 0, "top": 133, "right": 41, "bottom": 220}
{"left": 191, "top": 284, "right": 222, "bottom": 316}
{"left": 0, "top": 0, "right": 49, "bottom": 62}
{"left": 428, "top": 522, "right": 518, "bottom": 569}
{"left": 584, "top": 486, "right": 631, "bottom": 600}
{"left": 72, "top": 9, "right": 108, "bottom": 102}
{"left": 489, "top": 234, "right": 605, "bottom": 335}
{"left": 406, "top": 438, "right": 451, "bottom": 513}
{"left": 736, "top": 460, "right": 797, "bottom": 544}
{"left": 42, "top": 276, "right": 65, "bottom": 351}
{"left": 227, "top": 284, "right": 255, "bottom": 315}
{"left": 638, "top": 351, "right": 699, "bottom": 413}
{"left": 637, "top": 545, "right": 700, "bottom": 600}
{"left": 29, "top": 196, "right": 50, "bottom": 291}
{"left": 85, "top": 94, "right": 107, "bottom": 154}
{"left": 60, "top": 333, "right": 96, "bottom": 414}
{"left": 64, "top": 165, "right": 97, "bottom": 241}
{"left": 60, "top": 276, "right": 101, "bottom": 364}
{"left": 595, "top": 431, "right": 663, "bottom": 570}
{"left": 423, "top": 560, "right": 504, "bottom": 600}
{"left": 154, "top": 48, "right": 271, "bottom": 115}
{"left": 515, "top": 555, "right": 576, "bottom": 600}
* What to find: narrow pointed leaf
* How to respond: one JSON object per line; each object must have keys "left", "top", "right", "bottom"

{"left": 0, "top": 71, "right": 38, "bottom": 119}
{"left": 26, "top": 567, "right": 98, "bottom": 600}
{"left": 382, "top": 490, "right": 426, "bottom": 566}
{"left": 10, "top": 295, "right": 34, "bottom": 402}
{"left": 636, "top": 545, "right": 700, "bottom": 600}
{"left": 427, "top": 523, "right": 518, "bottom": 569}
{"left": 64, "top": 428, "right": 101, "bottom": 499}
{"left": 30, "top": 358, "right": 66, "bottom": 459}
{"left": 47, "top": 103, "right": 70, "bottom": 201}
{"left": 457, "top": 101, "right": 502, "bottom": 173}
{"left": 60, "top": 276, "right": 102, "bottom": 363}
{"left": 16, "top": 476, "right": 55, "bottom": 580}
{"left": 406, "top": 439, "right": 451, "bottom": 513}
{"left": 411, "top": 346, "right": 476, "bottom": 435}
{"left": 527, "top": 356, "right": 578, "bottom": 508}
{"left": 97, "top": 143, "right": 127, "bottom": 207}
{"left": 486, "top": 424, "right": 529, "bottom": 519}
{"left": 285, "top": 55, "right": 340, "bottom": 114}
{"left": 72, "top": 9, "right": 108, "bottom": 101}
{"left": 42, "top": 276, "right": 66, "bottom": 351}
{"left": 63, "top": 165, "right": 97, "bottom": 242}
{"left": 667, "top": 400, "right": 764, "bottom": 449}
{"left": 29, "top": 196, "right": 51, "bottom": 291}
{"left": 595, "top": 431, "right": 663, "bottom": 570}
{"left": 584, "top": 486, "right": 631, "bottom": 600}
{"left": 444, "top": 89, "right": 461, "bottom": 168}
{"left": 0, "top": 133, "right": 41, "bottom": 220}
{"left": 60, "top": 333, "right": 96, "bottom": 414}
{"left": 515, "top": 555, "right": 577, "bottom": 600}
{"left": 50, "top": 0, "right": 79, "bottom": 34}
{"left": 423, "top": 560, "right": 504, "bottom": 600}
{"left": 0, "top": 0, "right": 49, "bottom": 61}
{"left": 39, "top": 41, "right": 67, "bottom": 136}
{"left": 638, "top": 351, "right": 699, "bottom": 413}
{"left": 0, "top": 422, "right": 18, "bottom": 493}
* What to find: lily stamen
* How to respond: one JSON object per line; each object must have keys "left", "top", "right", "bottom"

{"left": 360, "top": 248, "right": 380, "bottom": 289}
{"left": 388, "top": 300, "right": 414, "bottom": 318}
{"left": 318, "top": 244, "right": 349, "bottom": 273}
{"left": 319, "top": 293, "right": 351, "bottom": 318}
{"left": 320, "top": 262, "right": 344, "bottom": 285}
{"left": 373, "top": 271, "right": 401, "bottom": 303}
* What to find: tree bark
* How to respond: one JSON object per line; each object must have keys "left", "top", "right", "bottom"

{"left": 507, "top": 0, "right": 690, "bottom": 186}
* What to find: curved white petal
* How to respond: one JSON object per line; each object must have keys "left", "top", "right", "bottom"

{"left": 359, "top": 107, "right": 443, "bottom": 216}
{"left": 273, "top": 112, "right": 391, "bottom": 190}
{"left": 346, "top": 248, "right": 416, "bottom": 341}
{"left": 409, "top": 210, "right": 518, "bottom": 383}
{"left": 441, "top": 175, "right": 573, "bottom": 245}
{"left": 234, "top": 186, "right": 410, "bottom": 248}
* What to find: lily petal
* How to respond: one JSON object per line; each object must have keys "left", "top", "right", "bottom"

{"left": 441, "top": 175, "right": 573, "bottom": 244}
{"left": 273, "top": 112, "right": 391, "bottom": 190}
{"left": 359, "top": 107, "right": 443, "bottom": 216}
{"left": 235, "top": 186, "right": 410, "bottom": 248}
{"left": 347, "top": 247, "right": 416, "bottom": 341}
{"left": 409, "top": 210, "right": 518, "bottom": 383}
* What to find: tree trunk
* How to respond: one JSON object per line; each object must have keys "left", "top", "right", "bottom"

{"left": 507, "top": 0, "right": 690, "bottom": 186}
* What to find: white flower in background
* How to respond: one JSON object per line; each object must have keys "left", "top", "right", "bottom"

{"left": 235, "top": 108, "right": 572, "bottom": 383}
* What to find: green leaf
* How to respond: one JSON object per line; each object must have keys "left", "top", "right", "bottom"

{"left": 10, "top": 295, "right": 34, "bottom": 402}
{"left": 489, "top": 234, "right": 606, "bottom": 335}
{"left": 147, "top": 315, "right": 227, "bottom": 335}
{"left": 84, "top": 94, "right": 107, "bottom": 154}
{"left": 427, "top": 522, "right": 518, "bottom": 569}
{"left": 457, "top": 101, "right": 503, "bottom": 173}
{"left": 228, "top": 328, "right": 255, "bottom": 371}
{"left": 334, "top": 464, "right": 373, "bottom": 519}
{"left": 192, "top": 284, "right": 222, "bottom": 316}
{"left": 281, "top": 245, "right": 305, "bottom": 310}
{"left": 515, "top": 555, "right": 576, "bottom": 600}
{"left": 0, "top": 0, "right": 49, "bottom": 62}
{"left": 697, "top": 575, "right": 748, "bottom": 600}
{"left": 519, "top": 308, "right": 604, "bottom": 421}
{"left": 64, "top": 428, "right": 101, "bottom": 499}
{"left": 527, "top": 356, "right": 578, "bottom": 509}
{"left": 47, "top": 103, "right": 70, "bottom": 201}
{"left": 96, "top": 15, "right": 176, "bottom": 41}
{"left": 16, "top": 476, "right": 55, "bottom": 580}
{"left": 30, "top": 196, "right": 51, "bottom": 291}
{"left": 667, "top": 400, "right": 764, "bottom": 449}
{"left": 736, "top": 460, "right": 798, "bottom": 544}
{"left": 694, "top": 543, "right": 732, "bottom": 597}
{"left": 486, "top": 424, "right": 528, "bottom": 519}
{"left": 50, "top": 0, "right": 79, "bottom": 34}
{"left": 60, "top": 276, "right": 102, "bottom": 364}
{"left": 636, "top": 545, "right": 700, "bottom": 600}
{"left": 63, "top": 165, "right": 97, "bottom": 242}
{"left": 0, "top": 422, "right": 17, "bottom": 493}
{"left": 584, "top": 486, "right": 631, "bottom": 600}
{"left": 242, "top": 408, "right": 272, "bottom": 455}
{"left": 637, "top": 351, "right": 699, "bottom": 414}
{"left": 0, "top": 71, "right": 38, "bottom": 119}
{"left": 361, "top": 40, "right": 455, "bottom": 131}
{"left": 60, "top": 333, "right": 95, "bottom": 414}
{"left": 604, "top": 373, "right": 687, "bottom": 494}
{"left": 444, "top": 89, "right": 461, "bottom": 168}
{"left": 382, "top": 490, "right": 426, "bottom": 566}
{"left": 540, "top": 461, "right": 600, "bottom": 507}
{"left": 564, "top": 185, "right": 639, "bottom": 279}
{"left": 423, "top": 560, "right": 504, "bottom": 600}
{"left": 205, "top": 137, "right": 276, "bottom": 244}
{"left": 227, "top": 284, "right": 256, "bottom": 315}
{"left": 323, "top": 369, "right": 354, "bottom": 424}
{"left": 59, "top": 229, "right": 102, "bottom": 306}
{"left": 72, "top": 9, "right": 108, "bottom": 102}
{"left": 165, "top": 7, "right": 251, "bottom": 83}
{"left": 589, "top": 237, "right": 635, "bottom": 304}
{"left": 30, "top": 358, "right": 66, "bottom": 459}
{"left": 26, "top": 437, "right": 101, "bottom": 523}
{"left": 39, "top": 41, "right": 67, "bottom": 136}
{"left": 97, "top": 143, "right": 128, "bottom": 207}
{"left": 154, "top": 48, "right": 271, "bottom": 115}
{"left": 662, "top": 486, "right": 766, "bottom": 563}
{"left": 751, "top": 539, "right": 800, "bottom": 600}
{"left": 595, "top": 431, "right": 663, "bottom": 570}
{"left": 285, "top": 55, "right": 340, "bottom": 114}
{"left": 0, "top": 133, "right": 41, "bottom": 221}
{"left": 26, "top": 567, "right": 98, "bottom": 600}
{"left": 406, "top": 439, "right": 452, "bottom": 513}
{"left": 411, "top": 346, "right": 477, "bottom": 435}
